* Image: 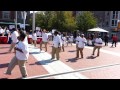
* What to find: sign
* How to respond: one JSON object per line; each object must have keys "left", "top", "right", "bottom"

{"left": 36, "top": 27, "right": 40, "bottom": 30}
{"left": 20, "top": 24, "right": 25, "bottom": 28}
{"left": 9, "top": 25, "right": 15, "bottom": 29}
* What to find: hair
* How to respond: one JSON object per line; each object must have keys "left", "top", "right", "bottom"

{"left": 34, "top": 30, "right": 36, "bottom": 33}
{"left": 19, "top": 32, "right": 26, "bottom": 40}
{"left": 54, "top": 31, "right": 59, "bottom": 35}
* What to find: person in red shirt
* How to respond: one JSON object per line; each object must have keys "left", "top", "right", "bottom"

{"left": 111, "top": 34, "right": 118, "bottom": 47}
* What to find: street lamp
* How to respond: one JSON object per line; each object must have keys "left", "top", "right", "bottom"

{"left": 15, "top": 11, "right": 17, "bottom": 30}
{"left": 21, "top": 11, "right": 27, "bottom": 30}
{"left": 32, "top": 11, "right": 35, "bottom": 34}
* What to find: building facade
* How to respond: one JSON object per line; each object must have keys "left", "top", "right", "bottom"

{"left": 74, "top": 11, "right": 120, "bottom": 40}
{"left": 0, "top": 11, "right": 30, "bottom": 29}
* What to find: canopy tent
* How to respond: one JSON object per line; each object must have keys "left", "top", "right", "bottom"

{"left": 88, "top": 27, "right": 109, "bottom": 32}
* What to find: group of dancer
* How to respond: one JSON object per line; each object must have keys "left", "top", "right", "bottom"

{"left": 3, "top": 28, "right": 107, "bottom": 78}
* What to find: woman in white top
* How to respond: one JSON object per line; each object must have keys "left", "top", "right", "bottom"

{"left": 92, "top": 35, "right": 103, "bottom": 57}
{"left": 5, "top": 33, "right": 29, "bottom": 78}
{"left": 32, "top": 30, "right": 37, "bottom": 47}
{"left": 8, "top": 28, "right": 19, "bottom": 53}
{"left": 76, "top": 34, "right": 87, "bottom": 59}
{"left": 67, "top": 34, "right": 73, "bottom": 46}
{"left": 40, "top": 29, "right": 48, "bottom": 52}
{"left": 61, "top": 33, "right": 66, "bottom": 52}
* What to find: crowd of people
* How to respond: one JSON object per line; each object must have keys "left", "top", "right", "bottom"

{"left": 1, "top": 26, "right": 119, "bottom": 78}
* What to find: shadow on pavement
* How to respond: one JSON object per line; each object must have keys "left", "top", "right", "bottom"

{"left": 66, "top": 58, "right": 78, "bottom": 62}
{"left": 29, "top": 59, "right": 52, "bottom": 65}
{"left": 29, "top": 52, "right": 40, "bottom": 54}
{"left": 86, "top": 56, "right": 97, "bottom": 59}
{"left": 68, "top": 50, "right": 76, "bottom": 52}
{"left": 0, "top": 47, "right": 10, "bottom": 49}
{"left": 0, "top": 63, "right": 9, "bottom": 68}
{"left": 0, "top": 52, "right": 9, "bottom": 54}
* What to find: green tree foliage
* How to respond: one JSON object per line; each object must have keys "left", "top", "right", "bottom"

{"left": 76, "top": 11, "right": 97, "bottom": 32}
{"left": 63, "top": 11, "right": 77, "bottom": 32}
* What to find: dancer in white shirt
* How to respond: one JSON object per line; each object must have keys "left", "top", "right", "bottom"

{"left": 8, "top": 28, "right": 19, "bottom": 53}
{"left": 32, "top": 30, "right": 37, "bottom": 47}
{"left": 67, "top": 34, "right": 73, "bottom": 46}
{"left": 51, "top": 31, "right": 62, "bottom": 60}
{"left": 92, "top": 35, "right": 103, "bottom": 57}
{"left": 76, "top": 34, "right": 87, "bottom": 59}
{"left": 61, "top": 33, "right": 66, "bottom": 52}
{"left": 5, "top": 32, "right": 29, "bottom": 78}
{"left": 40, "top": 29, "right": 48, "bottom": 52}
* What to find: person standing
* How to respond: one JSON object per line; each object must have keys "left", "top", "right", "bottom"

{"left": 111, "top": 34, "right": 118, "bottom": 47}
{"left": 8, "top": 28, "right": 19, "bottom": 53}
{"left": 5, "top": 32, "right": 29, "bottom": 78}
{"left": 61, "top": 33, "right": 67, "bottom": 52}
{"left": 76, "top": 34, "right": 87, "bottom": 59}
{"left": 32, "top": 30, "right": 37, "bottom": 47}
{"left": 92, "top": 35, "right": 103, "bottom": 57}
{"left": 40, "top": 29, "right": 48, "bottom": 52}
{"left": 0, "top": 26, "right": 4, "bottom": 36}
{"left": 51, "top": 31, "right": 62, "bottom": 60}
{"left": 104, "top": 33, "right": 109, "bottom": 46}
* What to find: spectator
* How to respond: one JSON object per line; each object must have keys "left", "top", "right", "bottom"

{"left": 111, "top": 34, "right": 118, "bottom": 47}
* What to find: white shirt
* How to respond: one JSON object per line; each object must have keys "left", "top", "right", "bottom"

{"left": 11, "top": 31, "right": 19, "bottom": 43}
{"left": 94, "top": 38, "right": 103, "bottom": 46}
{"left": 42, "top": 32, "right": 48, "bottom": 42}
{"left": 24, "top": 36, "right": 28, "bottom": 44}
{"left": 0, "top": 29, "right": 4, "bottom": 34}
{"left": 77, "top": 37, "right": 87, "bottom": 48}
{"left": 61, "top": 36, "right": 66, "bottom": 44}
{"left": 36, "top": 31, "right": 42, "bottom": 37}
{"left": 6, "top": 30, "right": 10, "bottom": 34}
{"left": 69, "top": 36, "right": 73, "bottom": 42}
{"left": 16, "top": 41, "right": 29, "bottom": 60}
{"left": 32, "top": 33, "right": 37, "bottom": 40}
{"left": 53, "top": 35, "right": 62, "bottom": 48}
{"left": 76, "top": 36, "right": 80, "bottom": 44}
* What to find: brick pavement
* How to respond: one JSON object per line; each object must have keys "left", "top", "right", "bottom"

{"left": 0, "top": 44, "right": 48, "bottom": 79}
{"left": 1, "top": 41, "right": 120, "bottom": 79}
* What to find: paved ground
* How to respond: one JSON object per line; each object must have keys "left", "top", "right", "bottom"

{"left": 0, "top": 42, "right": 120, "bottom": 79}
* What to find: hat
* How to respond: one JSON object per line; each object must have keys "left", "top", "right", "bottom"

{"left": 81, "top": 34, "right": 84, "bottom": 36}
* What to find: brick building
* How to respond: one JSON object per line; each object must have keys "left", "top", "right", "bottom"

{"left": 0, "top": 11, "right": 30, "bottom": 29}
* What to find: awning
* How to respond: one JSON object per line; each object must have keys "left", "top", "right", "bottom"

{"left": 0, "top": 22, "right": 29, "bottom": 26}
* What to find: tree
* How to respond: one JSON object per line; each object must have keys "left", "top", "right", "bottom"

{"left": 64, "top": 11, "right": 77, "bottom": 33}
{"left": 76, "top": 11, "right": 97, "bottom": 32}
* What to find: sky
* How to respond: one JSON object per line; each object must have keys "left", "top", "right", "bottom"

{"left": 30, "top": 11, "right": 38, "bottom": 13}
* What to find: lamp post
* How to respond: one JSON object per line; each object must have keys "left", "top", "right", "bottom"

{"left": 32, "top": 11, "right": 35, "bottom": 34}
{"left": 21, "top": 11, "right": 27, "bottom": 30}
{"left": 15, "top": 11, "right": 17, "bottom": 30}
{"left": 23, "top": 11, "right": 27, "bottom": 30}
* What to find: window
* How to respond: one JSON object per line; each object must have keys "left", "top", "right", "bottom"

{"left": 111, "top": 11, "right": 119, "bottom": 27}
{"left": 111, "top": 20, "right": 117, "bottom": 26}
{"left": 2, "top": 11, "right": 10, "bottom": 19}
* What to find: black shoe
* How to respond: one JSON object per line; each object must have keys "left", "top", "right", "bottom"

{"left": 4, "top": 72, "right": 11, "bottom": 75}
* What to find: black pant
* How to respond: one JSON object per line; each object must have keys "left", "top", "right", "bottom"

{"left": 105, "top": 40, "right": 108, "bottom": 46}
{"left": 112, "top": 40, "right": 117, "bottom": 47}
